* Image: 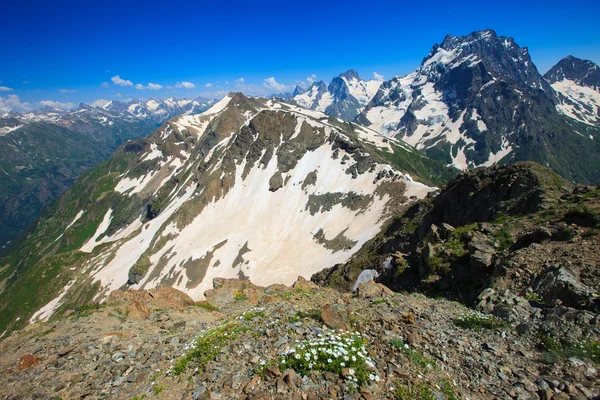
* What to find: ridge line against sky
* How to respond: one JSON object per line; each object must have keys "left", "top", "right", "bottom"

{"left": 1, "top": 0, "right": 599, "bottom": 113}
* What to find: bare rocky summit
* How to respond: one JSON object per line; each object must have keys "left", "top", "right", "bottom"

{"left": 0, "top": 276, "right": 598, "bottom": 399}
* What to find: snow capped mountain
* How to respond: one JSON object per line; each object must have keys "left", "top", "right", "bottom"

{"left": 355, "top": 29, "right": 600, "bottom": 184}
{"left": 2, "top": 92, "right": 440, "bottom": 327}
{"left": 291, "top": 70, "right": 382, "bottom": 121}
{"left": 544, "top": 56, "right": 600, "bottom": 125}
{"left": 0, "top": 97, "right": 214, "bottom": 248}
{"left": 14, "top": 97, "right": 215, "bottom": 126}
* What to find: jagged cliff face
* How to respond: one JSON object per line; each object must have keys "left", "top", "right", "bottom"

{"left": 356, "top": 30, "right": 600, "bottom": 184}
{"left": 291, "top": 70, "right": 381, "bottom": 121}
{"left": 0, "top": 93, "right": 438, "bottom": 333}
{"left": 545, "top": 56, "right": 600, "bottom": 126}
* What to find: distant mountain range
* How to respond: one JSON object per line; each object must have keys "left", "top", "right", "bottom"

{"left": 0, "top": 97, "right": 214, "bottom": 247}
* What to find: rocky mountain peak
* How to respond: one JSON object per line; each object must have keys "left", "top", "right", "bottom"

{"left": 292, "top": 85, "right": 306, "bottom": 97}
{"left": 439, "top": 29, "right": 498, "bottom": 50}
{"left": 339, "top": 69, "right": 361, "bottom": 81}
{"left": 420, "top": 29, "right": 548, "bottom": 92}
{"left": 544, "top": 55, "right": 600, "bottom": 89}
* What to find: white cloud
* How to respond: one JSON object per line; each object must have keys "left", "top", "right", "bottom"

{"left": 263, "top": 77, "right": 293, "bottom": 93}
{"left": 225, "top": 80, "right": 229, "bottom": 85}
{"left": 0, "top": 86, "right": 13, "bottom": 92}
{"left": 101, "top": 82, "right": 110, "bottom": 88}
{"left": 205, "top": 83, "right": 213, "bottom": 88}
{"left": 235, "top": 78, "right": 245, "bottom": 87}
{"left": 38, "top": 100, "right": 76, "bottom": 110}
{"left": 134, "top": 84, "right": 145, "bottom": 90}
{"left": 175, "top": 81, "right": 195, "bottom": 89}
{"left": 111, "top": 75, "right": 133, "bottom": 87}
{"left": 307, "top": 74, "right": 317, "bottom": 84}
{"left": 90, "top": 99, "right": 111, "bottom": 108}
{"left": 59, "top": 89, "right": 76, "bottom": 93}
{"left": 147, "top": 83, "right": 163, "bottom": 90}
{"left": 116, "top": 93, "right": 122, "bottom": 97}
{"left": 0, "top": 94, "right": 32, "bottom": 113}
{"left": 373, "top": 72, "right": 384, "bottom": 81}
{"left": 198, "top": 89, "right": 229, "bottom": 99}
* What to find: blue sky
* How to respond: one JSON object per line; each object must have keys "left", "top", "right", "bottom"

{"left": 1, "top": 0, "right": 599, "bottom": 112}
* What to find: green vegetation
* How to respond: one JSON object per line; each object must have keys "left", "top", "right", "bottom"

{"left": 492, "top": 226, "right": 514, "bottom": 250}
{"left": 370, "top": 298, "right": 399, "bottom": 306}
{"left": 394, "top": 381, "right": 436, "bottom": 400}
{"left": 153, "top": 384, "right": 166, "bottom": 395}
{"left": 380, "top": 142, "right": 457, "bottom": 187}
{"left": 172, "top": 322, "right": 249, "bottom": 375}
{"left": 240, "top": 309, "right": 266, "bottom": 321}
{"left": 539, "top": 335, "right": 600, "bottom": 364}
{"left": 234, "top": 291, "right": 249, "bottom": 301}
{"left": 71, "top": 303, "right": 106, "bottom": 319}
{"left": 453, "top": 311, "right": 505, "bottom": 331}
{"left": 194, "top": 302, "right": 218, "bottom": 312}
{"left": 390, "top": 338, "right": 436, "bottom": 369}
{"left": 279, "top": 330, "right": 379, "bottom": 386}
{"left": 288, "top": 309, "right": 323, "bottom": 323}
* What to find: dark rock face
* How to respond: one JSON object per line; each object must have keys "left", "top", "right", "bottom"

{"left": 357, "top": 30, "right": 600, "bottom": 185}
{"left": 531, "top": 266, "right": 598, "bottom": 311}
{"left": 326, "top": 77, "right": 362, "bottom": 121}
{"left": 424, "top": 163, "right": 551, "bottom": 228}
{"left": 290, "top": 71, "right": 378, "bottom": 121}
{"left": 544, "top": 55, "right": 600, "bottom": 89}
{"left": 312, "top": 162, "right": 596, "bottom": 306}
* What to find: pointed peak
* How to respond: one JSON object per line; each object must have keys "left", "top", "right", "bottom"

{"left": 339, "top": 70, "right": 361, "bottom": 81}
{"left": 292, "top": 85, "right": 306, "bottom": 97}
{"left": 544, "top": 55, "right": 600, "bottom": 86}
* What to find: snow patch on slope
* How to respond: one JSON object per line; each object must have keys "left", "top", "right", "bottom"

{"left": 552, "top": 79, "right": 600, "bottom": 126}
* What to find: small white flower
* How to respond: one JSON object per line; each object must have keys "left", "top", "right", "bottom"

{"left": 340, "top": 362, "right": 345, "bottom": 367}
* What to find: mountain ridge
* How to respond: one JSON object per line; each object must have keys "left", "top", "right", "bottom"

{"left": 0, "top": 92, "right": 454, "bottom": 334}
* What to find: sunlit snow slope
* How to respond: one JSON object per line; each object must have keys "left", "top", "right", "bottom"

{"left": 20, "top": 93, "right": 432, "bottom": 323}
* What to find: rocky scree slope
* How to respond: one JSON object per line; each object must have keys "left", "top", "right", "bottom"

{"left": 0, "top": 277, "right": 598, "bottom": 399}
{"left": 0, "top": 98, "right": 214, "bottom": 248}
{"left": 354, "top": 30, "right": 600, "bottom": 185}
{"left": 313, "top": 163, "right": 600, "bottom": 389}
{"left": 0, "top": 92, "right": 453, "bottom": 335}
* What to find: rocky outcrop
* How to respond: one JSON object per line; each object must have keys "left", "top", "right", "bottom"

{"left": 0, "top": 279, "right": 598, "bottom": 399}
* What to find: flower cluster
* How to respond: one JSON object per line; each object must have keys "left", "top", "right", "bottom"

{"left": 279, "top": 330, "right": 379, "bottom": 386}
{"left": 454, "top": 310, "right": 505, "bottom": 330}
